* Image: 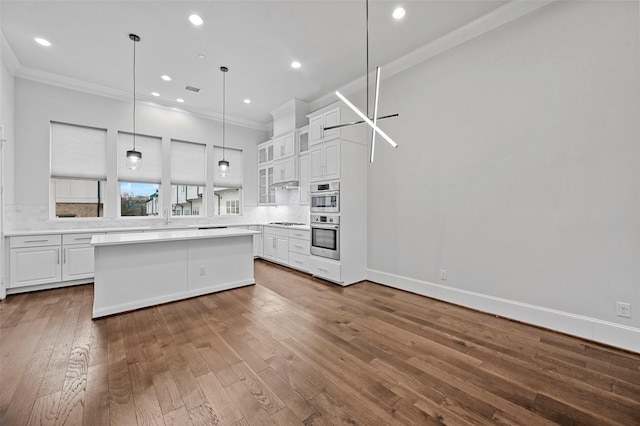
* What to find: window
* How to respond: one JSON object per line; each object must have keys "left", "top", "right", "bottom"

{"left": 214, "top": 187, "right": 241, "bottom": 215}
{"left": 171, "top": 140, "right": 206, "bottom": 216}
{"left": 118, "top": 132, "right": 162, "bottom": 217}
{"left": 120, "top": 182, "right": 160, "bottom": 216}
{"left": 54, "top": 179, "right": 105, "bottom": 218}
{"left": 226, "top": 200, "right": 240, "bottom": 215}
{"left": 170, "top": 185, "right": 204, "bottom": 217}
{"left": 50, "top": 121, "right": 107, "bottom": 218}
{"left": 213, "top": 146, "right": 243, "bottom": 215}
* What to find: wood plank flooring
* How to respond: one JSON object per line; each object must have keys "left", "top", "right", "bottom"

{"left": 1, "top": 259, "right": 639, "bottom": 425}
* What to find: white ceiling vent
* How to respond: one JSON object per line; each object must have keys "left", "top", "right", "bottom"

{"left": 185, "top": 85, "right": 200, "bottom": 93}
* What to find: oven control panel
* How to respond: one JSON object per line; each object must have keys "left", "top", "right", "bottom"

{"left": 310, "top": 214, "right": 339, "bottom": 224}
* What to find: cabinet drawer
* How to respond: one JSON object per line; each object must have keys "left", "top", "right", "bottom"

{"left": 288, "top": 252, "right": 310, "bottom": 272}
{"left": 288, "top": 229, "right": 310, "bottom": 241}
{"left": 10, "top": 234, "right": 61, "bottom": 248}
{"left": 288, "top": 238, "right": 309, "bottom": 255}
{"left": 63, "top": 233, "right": 103, "bottom": 245}
{"left": 310, "top": 257, "right": 341, "bottom": 283}
{"left": 263, "top": 226, "right": 289, "bottom": 237}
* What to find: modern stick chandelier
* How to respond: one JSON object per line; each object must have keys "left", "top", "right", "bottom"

{"left": 126, "top": 33, "right": 142, "bottom": 170}
{"left": 218, "top": 66, "right": 230, "bottom": 177}
{"left": 326, "top": 0, "right": 399, "bottom": 163}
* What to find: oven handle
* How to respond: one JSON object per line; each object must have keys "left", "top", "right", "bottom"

{"left": 311, "top": 224, "right": 339, "bottom": 230}
{"left": 310, "top": 190, "right": 340, "bottom": 196}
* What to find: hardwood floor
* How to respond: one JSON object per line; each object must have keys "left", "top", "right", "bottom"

{"left": 1, "top": 259, "right": 639, "bottom": 425}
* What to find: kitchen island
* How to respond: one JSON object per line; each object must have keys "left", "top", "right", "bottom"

{"left": 91, "top": 228, "right": 259, "bottom": 318}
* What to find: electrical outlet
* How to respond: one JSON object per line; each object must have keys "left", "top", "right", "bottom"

{"left": 616, "top": 302, "right": 631, "bottom": 318}
{"left": 439, "top": 269, "right": 447, "bottom": 280}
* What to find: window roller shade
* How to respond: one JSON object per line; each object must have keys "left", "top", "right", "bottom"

{"left": 117, "top": 132, "right": 163, "bottom": 183}
{"left": 50, "top": 121, "right": 107, "bottom": 180}
{"left": 171, "top": 140, "right": 206, "bottom": 185}
{"left": 213, "top": 146, "right": 243, "bottom": 187}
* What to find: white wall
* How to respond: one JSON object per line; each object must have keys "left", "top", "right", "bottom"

{"left": 10, "top": 78, "right": 268, "bottom": 230}
{"left": 1, "top": 51, "right": 16, "bottom": 300}
{"left": 366, "top": 1, "right": 640, "bottom": 352}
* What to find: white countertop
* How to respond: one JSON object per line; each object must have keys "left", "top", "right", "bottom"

{"left": 91, "top": 228, "right": 260, "bottom": 247}
{"left": 5, "top": 223, "right": 309, "bottom": 237}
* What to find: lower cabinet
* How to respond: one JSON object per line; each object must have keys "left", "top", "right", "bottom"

{"left": 8, "top": 232, "right": 104, "bottom": 290}
{"left": 62, "top": 233, "right": 100, "bottom": 281}
{"left": 249, "top": 226, "right": 263, "bottom": 257}
{"left": 263, "top": 227, "right": 289, "bottom": 264}
{"left": 288, "top": 229, "right": 310, "bottom": 272}
{"left": 309, "top": 256, "right": 341, "bottom": 283}
{"left": 9, "top": 245, "right": 62, "bottom": 288}
{"left": 261, "top": 227, "right": 311, "bottom": 273}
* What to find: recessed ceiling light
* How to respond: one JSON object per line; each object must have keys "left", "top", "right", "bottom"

{"left": 189, "top": 14, "right": 203, "bottom": 26}
{"left": 35, "top": 37, "right": 51, "bottom": 47}
{"left": 151, "top": 92, "right": 160, "bottom": 97}
{"left": 161, "top": 75, "right": 172, "bottom": 81}
{"left": 176, "top": 98, "right": 185, "bottom": 103}
{"left": 243, "top": 99, "right": 251, "bottom": 104}
{"left": 392, "top": 7, "right": 406, "bottom": 20}
{"left": 291, "top": 61, "right": 301, "bottom": 69}
{"left": 197, "top": 53, "right": 206, "bottom": 59}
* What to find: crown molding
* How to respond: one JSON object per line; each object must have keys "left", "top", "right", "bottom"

{"left": 311, "top": 0, "right": 556, "bottom": 111}
{"left": 14, "top": 66, "right": 268, "bottom": 131}
{"left": 1, "top": 31, "right": 20, "bottom": 75}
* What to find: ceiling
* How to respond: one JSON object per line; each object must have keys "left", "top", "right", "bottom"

{"left": 1, "top": 0, "right": 508, "bottom": 128}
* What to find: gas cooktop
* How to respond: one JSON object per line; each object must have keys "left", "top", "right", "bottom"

{"left": 269, "top": 222, "right": 306, "bottom": 226}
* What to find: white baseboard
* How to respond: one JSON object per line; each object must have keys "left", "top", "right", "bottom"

{"left": 367, "top": 268, "right": 640, "bottom": 354}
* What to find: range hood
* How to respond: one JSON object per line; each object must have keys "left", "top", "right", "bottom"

{"left": 270, "top": 180, "right": 299, "bottom": 189}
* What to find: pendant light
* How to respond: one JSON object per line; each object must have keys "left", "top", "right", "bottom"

{"left": 126, "top": 33, "right": 142, "bottom": 170}
{"left": 327, "top": 0, "right": 399, "bottom": 163}
{"left": 218, "top": 66, "right": 230, "bottom": 177}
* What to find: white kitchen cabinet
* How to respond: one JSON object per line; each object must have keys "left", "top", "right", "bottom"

{"left": 310, "top": 256, "right": 341, "bottom": 283}
{"left": 258, "top": 165, "right": 276, "bottom": 204}
{"left": 249, "top": 225, "right": 263, "bottom": 257}
{"left": 273, "top": 133, "right": 295, "bottom": 160}
{"left": 62, "top": 233, "right": 102, "bottom": 281}
{"left": 288, "top": 228, "right": 310, "bottom": 273}
{"left": 308, "top": 107, "right": 341, "bottom": 145}
{"left": 299, "top": 154, "right": 310, "bottom": 205}
{"left": 9, "top": 234, "right": 62, "bottom": 288}
{"left": 297, "top": 126, "right": 309, "bottom": 155}
{"left": 308, "top": 104, "right": 362, "bottom": 146}
{"left": 10, "top": 246, "right": 61, "bottom": 288}
{"left": 262, "top": 226, "right": 289, "bottom": 265}
{"left": 308, "top": 109, "right": 339, "bottom": 145}
{"left": 258, "top": 140, "right": 274, "bottom": 165}
{"left": 310, "top": 140, "right": 340, "bottom": 182}
{"left": 273, "top": 156, "right": 296, "bottom": 184}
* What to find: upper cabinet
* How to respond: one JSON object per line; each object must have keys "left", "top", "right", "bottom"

{"left": 308, "top": 105, "right": 361, "bottom": 146}
{"left": 273, "top": 132, "right": 295, "bottom": 160}
{"left": 258, "top": 140, "right": 274, "bottom": 165}
{"left": 297, "top": 126, "right": 309, "bottom": 155}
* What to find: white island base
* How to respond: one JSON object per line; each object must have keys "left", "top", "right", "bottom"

{"left": 91, "top": 228, "right": 259, "bottom": 318}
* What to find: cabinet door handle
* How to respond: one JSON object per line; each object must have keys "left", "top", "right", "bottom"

{"left": 317, "top": 267, "right": 328, "bottom": 272}
{"left": 25, "top": 239, "right": 49, "bottom": 243}
{"left": 294, "top": 245, "right": 303, "bottom": 249}
{"left": 57, "top": 248, "right": 60, "bottom": 265}
{"left": 73, "top": 237, "right": 92, "bottom": 241}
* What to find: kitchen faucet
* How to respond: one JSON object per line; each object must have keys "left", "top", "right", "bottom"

{"left": 163, "top": 207, "right": 170, "bottom": 225}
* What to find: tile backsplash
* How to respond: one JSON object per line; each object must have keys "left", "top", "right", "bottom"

{"left": 4, "top": 203, "right": 310, "bottom": 233}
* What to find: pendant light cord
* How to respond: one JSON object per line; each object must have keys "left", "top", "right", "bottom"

{"left": 366, "top": 0, "right": 369, "bottom": 119}
{"left": 222, "top": 68, "right": 226, "bottom": 160}
{"left": 132, "top": 35, "right": 137, "bottom": 150}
